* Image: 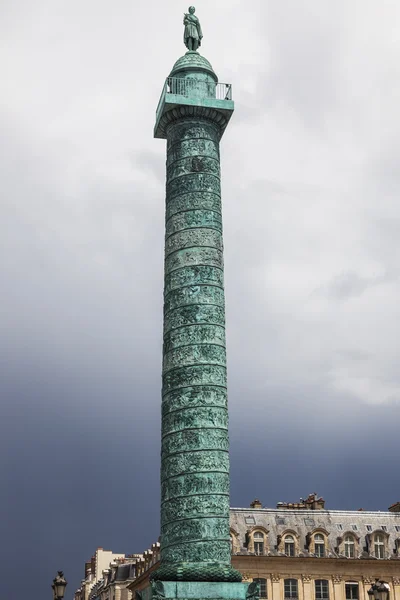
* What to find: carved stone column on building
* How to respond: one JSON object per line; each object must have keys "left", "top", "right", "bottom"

{"left": 361, "top": 576, "right": 374, "bottom": 600}
{"left": 332, "top": 575, "right": 344, "bottom": 600}
{"left": 392, "top": 578, "right": 400, "bottom": 600}
{"left": 270, "top": 574, "right": 281, "bottom": 600}
{"left": 302, "top": 574, "right": 312, "bottom": 600}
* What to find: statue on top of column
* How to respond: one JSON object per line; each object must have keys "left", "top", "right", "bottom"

{"left": 183, "top": 6, "right": 203, "bottom": 51}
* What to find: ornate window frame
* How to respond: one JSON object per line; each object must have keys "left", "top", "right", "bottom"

{"left": 277, "top": 529, "right": 300, "bottom": 556}
{"left": 246, "top": 526, "right": 269, "bottom": 555}
{"left": 367, "top": 529, "right": 390, "bottom": 559}
{"left": 307, "top": 528, "right": 329, "bottom": 557}
{"left": 337, "top": 531, "right": 360, "bottom": 558}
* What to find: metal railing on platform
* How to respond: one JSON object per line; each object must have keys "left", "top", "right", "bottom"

{"left": 156, "top": 77, "right": 233, "bottom": 123}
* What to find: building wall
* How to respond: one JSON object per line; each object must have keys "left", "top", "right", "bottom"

{"left": 232, "top": 556, "right": 400, "bottom": 600}
{"left": 95, "top": 549, "right": 125, "bottom": 581}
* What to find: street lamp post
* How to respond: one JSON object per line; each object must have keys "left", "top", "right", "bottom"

{"left": 52, "top": 571, "right": 67, "bottom": 600}
{"left": 368, "top": 579, "right": 390, "bottom": 600}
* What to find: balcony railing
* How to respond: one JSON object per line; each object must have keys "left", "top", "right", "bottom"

{"left": 156, "top": 76, "right": 233, "bottom": 124}
{"left": 166, "top": 77, "right": 232, "bottom": 100}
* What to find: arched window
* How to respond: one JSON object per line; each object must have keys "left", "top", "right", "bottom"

{"left": 314, "top": 533, "right": 325, "bottom": 557}
{"left": 344, "top": 535, "right": 355, "bottom": 558}
{"left": 254, "top": 531, "right": 265, "bottom": 555}
{"left": 253, "top": 578, "right": 267, "bottom": 598}
{"left": 284, "top": 579, "right": 298, "bottom": 600}
{"left": 284, "top": 535, "right": 295, "bottom": 557}
{"left": 315, "top": 580, "right": 329, "bottom": 600}
{"left": 375, "top": 534, "right": 385, "bottom": 558}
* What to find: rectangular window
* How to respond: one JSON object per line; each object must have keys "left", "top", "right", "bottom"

{"left": 285, "top": 542, "right": 295, "bottom": 556}
{"left": 276, "top": 518, "right": 286, "bottom": 525}
{"left": 395, "top": 526, "right": 400, "bottom": 533}
{"left": 254, "top": 541, "right": 264, "bottom": 555}
{"left": 253, "top": 578, "right": 267, "bottom": 598}
{"left": 381, "top": 526, "right": 387, "bottom": 532}
{"left": 245, "top": 517, "right": 256, "bottom": 525}
{"left": 315, "top": 580, "right": 329, "bottom": 600}
{"left": 345, "top": 584, "right": 359, "bottom": 600}
{"left": 375, "top": 544, "right": 384, "bottom": 559}
{"left": 351, "top": 525, "right": 358, "bottom": 531}
{"left": 305, "top": 518, "right": 315, "bottom": 526}
{"left": 336, "top": 524, "right": 343, "bottom": 531}
{"left": 366, "top": 525, "right": 372, "bottom": 532}
{"left": 284, "top": 579, "right": 298, "bottom": 600}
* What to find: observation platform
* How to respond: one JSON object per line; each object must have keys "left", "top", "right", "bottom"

{"left": 154, "top": 76, "right": 234, "bottom": 139}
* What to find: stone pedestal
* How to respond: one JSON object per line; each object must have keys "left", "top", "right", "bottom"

{"left": 140, "top": 581, "right": 250, "bottom": 600}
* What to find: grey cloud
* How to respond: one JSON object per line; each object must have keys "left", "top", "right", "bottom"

{"left": 316, "top": 269, "right": 398, "bottom": 300}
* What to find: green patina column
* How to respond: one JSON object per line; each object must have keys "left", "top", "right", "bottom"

{"left": 147, "top": 9, "right": 255, "bottom": 600}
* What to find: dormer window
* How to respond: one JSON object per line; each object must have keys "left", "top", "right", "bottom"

{"left": 254, "top": 531, "right": 265, "bottom": 555}
{"left": 277, "top": 530, "right": 299, "bottom": 556}
{"left": 315, "top": 533, "right": 325, "bottom": 557}
{"left": 285, "top": 535, "right": 295, "bottom": 557}
{"left": 248, "top": 526, "right": 269, "bottom": 555}
{"left": 344, "top": 535, "right": 355, "bottom": 558}
{"left": 375, "top": 533, "right": 385, "bottom": 558}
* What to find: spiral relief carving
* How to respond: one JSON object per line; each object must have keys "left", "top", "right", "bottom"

{"left": 160, "top": 117, "right": 233, "bottom": 576}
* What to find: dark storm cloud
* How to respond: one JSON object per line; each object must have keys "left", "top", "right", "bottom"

{"left": 1, "top": 2, "right": 400, "bottom": 599}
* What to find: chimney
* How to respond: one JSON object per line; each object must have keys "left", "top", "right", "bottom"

{"left": 389, "top": 502, "right": 400, "bottom": 513}
{"left": 277, "top": 493, "right": 325, "bottom": 510}
{"left": 305, "top": 493, "right": 325, "bottom": 510}
{"left": 250, "top": 499, "right": 262, "bottom": 509}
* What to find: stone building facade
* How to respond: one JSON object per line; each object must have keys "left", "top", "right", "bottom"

{"left": 77, "top": 497, "right": 400, "bottom": 600}
{"left": 75, "top": 545, "right": 160, "bottom": 600}
{"left": 229, "top": 496, "right": 400, "bottom": 600}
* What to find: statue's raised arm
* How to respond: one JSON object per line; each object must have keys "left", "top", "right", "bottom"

{"left": 183, "top": 6, "right": 203, "bottom": 52}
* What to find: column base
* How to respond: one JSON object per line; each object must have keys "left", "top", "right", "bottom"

{"left": 139, "top": 580, "right": 254, "bottom": 600}
{"left": 150, "top": 564, "right": 242, "bottom": 582}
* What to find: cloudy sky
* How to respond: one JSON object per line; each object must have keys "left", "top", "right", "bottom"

{"left": 2, "top": 1, "right": 400, "bottom": 598}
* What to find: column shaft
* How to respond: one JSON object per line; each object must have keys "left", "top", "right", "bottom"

{"left": 161, "top": 117, "right": 231, "bottom": 572}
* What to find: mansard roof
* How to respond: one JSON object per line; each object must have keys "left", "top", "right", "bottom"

{"left": 229, "top": 507, "right": 400, "bottom": 557}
